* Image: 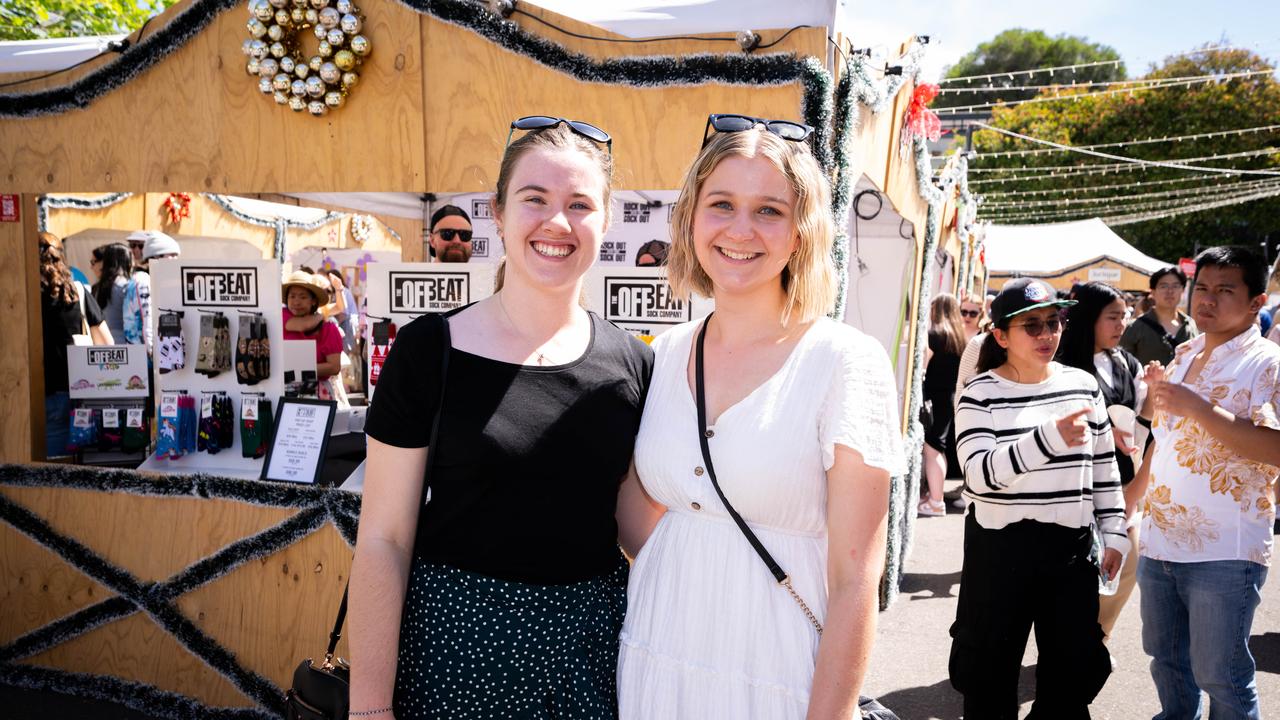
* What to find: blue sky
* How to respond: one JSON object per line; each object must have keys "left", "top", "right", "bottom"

{"left": 840, "top": 0, "right": 1280, "bottom": 80}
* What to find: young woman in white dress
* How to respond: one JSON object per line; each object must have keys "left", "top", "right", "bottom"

{"left": 616, "top": 116, "right": 906, "bottom": 719}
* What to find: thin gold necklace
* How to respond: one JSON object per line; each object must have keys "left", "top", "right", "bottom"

{"left": 496, "top": 291, "right": 568, "bottom": 366}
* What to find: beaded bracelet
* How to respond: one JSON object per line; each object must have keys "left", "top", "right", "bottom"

{"left": 350, "top": 707, "right": 393, "bottom": 717}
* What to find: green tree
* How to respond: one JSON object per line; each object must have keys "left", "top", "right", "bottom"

{"left": 937, "top": 29, "right": 1126, "bottom": 110}
{"left": 969, "top": 46, "right": 1280, "bottom": 264}
{"left": 0, "top": 0, "right": 179, "bottom": 41}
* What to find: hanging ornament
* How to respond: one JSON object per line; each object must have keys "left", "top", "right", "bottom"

{"left": 350, "top": 213, "right": 373, "bottom": 245}
{"left": 242, "top": 0, "right": 369, "bottom": 117}
{"left": 163, "top": 192, "right": 192, "bottom": 225}
{"left": 901, "top": 82, "right": 941, "bottom": 158}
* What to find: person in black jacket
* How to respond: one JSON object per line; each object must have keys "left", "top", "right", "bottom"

{"left": 1057, "top": 281, "right": 1155, "bottom": 641}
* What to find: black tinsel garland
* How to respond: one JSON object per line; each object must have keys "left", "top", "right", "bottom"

{"left": 0, "top": 0, "right": 240, "bottom": 118}
{"left": 0, "top": 663, "right": 276, "bottom": 720}
{"left": 0, "top": 464, "right": 360, "bottom": 718}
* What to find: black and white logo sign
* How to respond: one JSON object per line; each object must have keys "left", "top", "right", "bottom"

{"left": 390, "top": 271, "right": 470, "bottom": 314}
{"left": 471, "top": 198, "right": 493, "bottom": 220}
{"left": 605, "top": 277, "right": 689, "bottom": 325}
{"left": 622, "top": 202, "right": 652, "bottom": 224}
{"left": 599, "top": 241, "right": 627, "bottom": 263}
{"left": 88, "top": 347, "right": 128, "bottom": 365}
{"left": 181, "top": 267, "right": 259, "bottom": 307}
{"left": 471, "top": 237, "right": 489, "bottom": 258}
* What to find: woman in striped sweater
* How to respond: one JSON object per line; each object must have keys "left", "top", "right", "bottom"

{"left": 948, "top": 278, "right": 1128, "bottom": 720}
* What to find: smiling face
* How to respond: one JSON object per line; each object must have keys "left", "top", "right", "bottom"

{"left": 691, "top": 154, "right": 798, "bottom": 301}
{"left": 1191, "top": 264, "right": 1266, "bottom": 336}
{"left": 495, "top": 146, "right": 608, "bottom": 294}
{"left": 1094, "top": 297, "right": 1127, "bottom": 351}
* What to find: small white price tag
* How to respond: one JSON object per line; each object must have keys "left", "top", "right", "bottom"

{"left": 73, "top": 408, "right": 93, "bottom": 428}
{"left": 201, "top": 395, "right": 213, "bottom": 419}
{"left": 126, "top": 408, "right": 144, "bottom": 428}
{"left": 241, "top": 398, "right": 258, "bottom": 421}
{"left": 102, "top": 408, "right": 120, "bottom": 428}
{"left": 160, "top": 393, "right": 180, "bottom": 418}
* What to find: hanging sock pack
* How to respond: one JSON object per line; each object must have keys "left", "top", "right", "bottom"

{"left": 240, "top": 395, "right": 274, "bottom": 459}
{"left": 157, "top": 311, "right": 185, "bottom": 374}
{"left": 122, "top": 407, "right": 149, "bottom": 454}
{"left": 67, "top": 407, "right": 97, "bottom": 453}
{"left": 180, "top": 394, "right": 199, "bottom": 455}
{"left": 156, "top": 394, "right": 183, "bottom": 459}
{"left": 198, "top": 393, "right": 235, "bottom": 454}
{"left": 195, "top": 313, "right": 232, "bottom": 377}
{"left": 236, "top": 316, "right": 256, "bottom": 384}
{"left": 99, "top": 407, "right": 123, "bottom": 452}
{"left": 369, "top": 319, "right": 396, "bottom": 386}
{"left": 237, "top": 315, "right": 271, "bottom": 384}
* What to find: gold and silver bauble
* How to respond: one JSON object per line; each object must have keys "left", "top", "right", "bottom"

{"left": 243, "top": 0, "right": 369, "bottom": 116}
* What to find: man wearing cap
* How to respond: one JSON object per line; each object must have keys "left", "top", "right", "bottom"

{"left": 427, "top": 205, "right": 474, "bottom": 263}
{"left": 122, "top": 230, "right": 181, "bottom": 353}
{"left": 1131, "top": 246, "right": 1280, "bottom": 719}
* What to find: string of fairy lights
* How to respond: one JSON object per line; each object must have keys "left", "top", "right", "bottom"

{"left": 929, "top": 42, "right": 1280, "bottom": 227}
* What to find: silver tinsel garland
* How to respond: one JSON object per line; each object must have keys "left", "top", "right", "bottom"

{"left": 37, "top": 192, "right": 134, "bottom": 233}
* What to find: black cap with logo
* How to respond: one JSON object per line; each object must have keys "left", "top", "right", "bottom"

{"left": 989, "top": 278, "right": 1077, "bottom": 325}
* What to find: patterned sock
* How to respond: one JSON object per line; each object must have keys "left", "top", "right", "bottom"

{"left": 156, "top": 311, "right": 185, "bottom": 374}
{"left": 194, "top": 315, "right": 217, "bottom": 376}
{"left": 236, "top": 317, "right": 255, "bottom": 385}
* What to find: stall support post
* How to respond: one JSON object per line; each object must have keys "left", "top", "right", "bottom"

{"left": 0, "top": 194, "right": 43, "bottom": 462}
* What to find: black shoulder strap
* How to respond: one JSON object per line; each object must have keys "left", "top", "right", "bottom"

{"left": 694, "top": 315, "right": 788, "bottom": 584}
{"left": 326, "top": 312, "right": 452, "bottom": 657}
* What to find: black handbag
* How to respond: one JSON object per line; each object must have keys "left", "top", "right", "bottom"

{"left": 284, "top": 313, "right": 453, "bottom": 719}
{"left": 284, "top": 588, "right": 350, "bottom": 720}
{"left": 694, "top": 316, "right": 900, "bottom": 720}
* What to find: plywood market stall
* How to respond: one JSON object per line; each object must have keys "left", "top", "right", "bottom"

{"left": 0, "top": 0, "right": 973, "bottom": 714}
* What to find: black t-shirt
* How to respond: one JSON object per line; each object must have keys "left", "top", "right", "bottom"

{"left": 364, "top": 309, "right": 654, "bottom": 584}
{"left": 42, "top": 283, "right": 104, "bottom": 396}
{"left": 923, "top": 330, "right": 961, "bottom": 399}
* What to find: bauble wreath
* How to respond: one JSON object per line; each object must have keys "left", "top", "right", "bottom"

{"left": 350, "top": 213, "right": 373, "bottom": 245}
{"left": 242, "top": 0, "right": 371, "bottom": 117}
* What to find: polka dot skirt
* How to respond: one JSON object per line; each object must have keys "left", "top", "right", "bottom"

{"left": 393, "top": 556, "right": 628, "bottom": 719}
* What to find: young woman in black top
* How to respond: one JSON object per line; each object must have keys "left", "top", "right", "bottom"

{"left": 348, "top": 119, "right": 653, "bottom": 720}
{"left": 920, "top": 293, "right": 966, "bottom": 516}
{"left": 1056, "top": 281, "right": 1155, "bottom": 641}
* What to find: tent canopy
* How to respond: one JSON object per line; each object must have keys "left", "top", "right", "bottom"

{"left": 985, "top": 218, "right": 1169, "bottom": 277}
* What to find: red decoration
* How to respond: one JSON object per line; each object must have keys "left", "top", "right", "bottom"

{"left": 163, "top": 192, "right": 191, "bottom": 225}
{"left": 902, "top": 83, "right": 942, "bottom": 155}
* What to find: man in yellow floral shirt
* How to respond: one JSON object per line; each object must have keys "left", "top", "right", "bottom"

{"left": 1135, "top": 246, "right": 1280, "bottom": 720}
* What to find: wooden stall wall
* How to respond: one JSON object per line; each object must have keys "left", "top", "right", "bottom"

{"left": 421, "top": 5, "right": 826, "bottom": 193}
{"left": 0, "top": 484, "right": 353, "bottom": 709}
{"left": 0, "top": 196, "right": 42, "bottom": 463}
{"left": 0, "top": 0, "right": 428, "bottom": 193}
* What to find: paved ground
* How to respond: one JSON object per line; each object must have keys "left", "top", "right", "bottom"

{"left": 863, "top": 481, "right": 1280, "bottom": 720}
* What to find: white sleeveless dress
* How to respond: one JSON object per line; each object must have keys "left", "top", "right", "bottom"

{"left": 617, "top": 317, "right": 906, "bottom": 719}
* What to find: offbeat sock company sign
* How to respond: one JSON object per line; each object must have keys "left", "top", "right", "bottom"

{"left": 181, "top": 268, "right": 259, "bottom": 307}
{"left": 389, "top": 271, "right": 470, "bottom": 314}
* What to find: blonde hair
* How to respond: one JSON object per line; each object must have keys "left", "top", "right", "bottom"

{"left": 666, "top": 129, "right": 836, "bottom": 324}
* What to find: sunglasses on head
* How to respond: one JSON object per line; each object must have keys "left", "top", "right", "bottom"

{"left": 960, "top": 309, "right": 981, "bottom": 318}
{"left": 702, "top": 113, "right": 814, "bottom": 148}
{"left": 506, "top": 116, "right": 612, "bottom": 154}
{"left": 1008, "top": 316, "right": 1065, "bottom": 338}
{"left": 434, "top": 228, "right": 472, "bottom": 243}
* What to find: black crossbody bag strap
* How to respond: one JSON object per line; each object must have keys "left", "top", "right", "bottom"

{"left": 694, "top": 315, "right": 823, "bottom": 635}
{"left": 325, "top": 313, "right": 452, "bottom": 659}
